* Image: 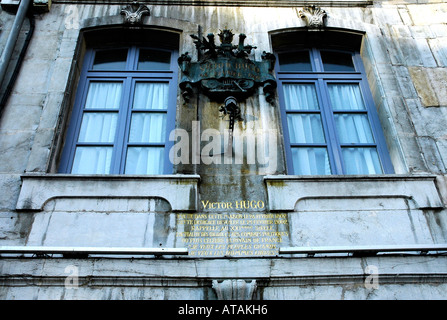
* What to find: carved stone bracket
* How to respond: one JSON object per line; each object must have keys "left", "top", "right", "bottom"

{"left": 212, "top": 280, "right": 257, "bottom": 300}
{"left": 298, "top": 5, "right": 327, "bottom": 28}
{"left": 120, "top": 2, "right": 150, "bottom": 25}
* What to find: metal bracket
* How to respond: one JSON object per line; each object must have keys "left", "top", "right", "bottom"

{"left": 219, "top": 96, "right": 242, "bottom": 156}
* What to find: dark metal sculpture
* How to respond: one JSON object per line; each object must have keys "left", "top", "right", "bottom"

{"left": 178, "top": 29, "right": 277, "bottom": 104}
{"left": 219, "top": 96, "right": 242, "bottom": 154}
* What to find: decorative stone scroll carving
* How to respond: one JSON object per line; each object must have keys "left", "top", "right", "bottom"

{"left": 178, "top": 29, "right": 277, "bottom": 103}
{"left": 212, "top": 280, "right": 257, "bottom": 300}
{"left": 120, "top": 2, "right": 150, "bottom": 25}
{"left": 299, "top": 5, "right": 327, "bottom": 28}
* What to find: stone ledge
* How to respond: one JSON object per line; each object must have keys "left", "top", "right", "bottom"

{"left": 264, "top": 174, "right": 444, "bottom": 211}
{"left": 16, "top": 173, "right": 200, "bottom": 212}
{"left": 1, "top": 256, "right": 447, "bottom": 286}
{"left": 51, "top": 0, "right": 373, "bottom": 7}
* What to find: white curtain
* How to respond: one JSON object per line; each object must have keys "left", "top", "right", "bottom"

{"left": 78, "top": 113, "right": 118, "bottom": 143}
{"left": 125, "top": 147, "right": 164, "bottom": 174}
{"left": 328, "top": 84, "right": 382, "bottom": 174}
{"left": 287, "top": 114, "right": 325, "bottom": 144}
{"left": 72, "top": 81, "right": 169, "bottom": 174}
{"left": 72, "top": 147, "right": 113, "bottom": 174}
{"left": 80, "top": 82, "right": 122, "bottom": 143}
{"left": 288, "top": 113, "right": 330, "bottom": 174}
{"left": 335, "top": 114, "right": 374, "bottom": 144}
{"left": 85, "top": 82, "right": 122, "bottom": 109}
{"left": 283, "top": 83, "right": 382, "bottom": 175}
{"left": 125, "top": 82, "right": 169, "bottom": 174}
{"left": 342, "top": 148, "right": 382, "bottom": 174}
{"left": 328, "top": 84, "right": 365, "bottom": 110}
{"left": 71, "top": 82, "right": 122, "bottom": 174}
{"left": 133, "top": 82, "right": 169, "bottom": 110}
{"left": 129, "top": 113, "right": 166, "bottom": 143}
{"left": 283, "top": 84, "right": 330, "bottom": 175}
{"left": 291, "top": 147, "right": 331, "bottom": 175}
{"left": 283, "top": 84, "right": 319, "bottom": 110}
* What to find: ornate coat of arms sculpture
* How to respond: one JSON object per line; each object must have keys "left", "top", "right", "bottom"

{"left": 178, "top": 29, "right": 277, "bottom": 104}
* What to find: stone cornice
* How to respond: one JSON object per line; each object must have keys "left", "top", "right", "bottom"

{"left": 51, "top": 0, "right": 374, "bottom": 7}
{"left": 1, "top": 256, "right": 447, "bottom": 287}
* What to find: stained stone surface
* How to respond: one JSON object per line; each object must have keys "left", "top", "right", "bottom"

{"left": 1, "top": 0, "right": 447, "bottom": 299}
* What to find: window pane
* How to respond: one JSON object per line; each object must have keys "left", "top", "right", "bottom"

{"left": 342, "top": 147, "right": 382, "bottom": 174}
{"left": 92, "top": 49, "right": 128, "bottom": 70}
{"left": 278, "top": 51, "right": 312, "bottom": 71}
{"left": 129, "top": 113, "right": 166, "bottom": 143}
{"left": 78, "top": 113, "right": 118, "bottom": 143}
{"left": 283, "top": 84, "right": 319, "bottom": 110}
{"left": 125, "top": 147, "right": 164, "bottom": 174}
{"left": 291, "top": 147, "right": 331, "bottom": 175}
{"left": 328, "top": 84, "right": 365, "bottom": 110}
{"left": 287, "top": 114, "right": 325, "bottom": 144}
{"left": 335, "top": 114, "right": 375, "bottom": 144}
{"left": 133, "top": 82, "right": 169, "bottom": 110}
{"left": 72, "top": 147, "right": 113, "bottom": 174}
{"left": 321, "top": 51, "right": 355, "bottom": 72}
{"left": 138, "top": 49, "right": 171, "bottom": 70}
{"left": 85, "top": 82, "right": 122, "bottom": 109}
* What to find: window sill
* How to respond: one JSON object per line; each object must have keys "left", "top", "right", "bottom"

{"left": 16, "top": 173, "right": 200, "bottom": 212}
{"left": 264, "top": 174, "right": 444, "bottom": 211}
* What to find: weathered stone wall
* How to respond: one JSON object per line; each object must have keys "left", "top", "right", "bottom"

{"left": 2, "top": 256, "right": 447, "bottom": 300}
{"left": 1, "top": 0, "right": 447, "bottom": 299}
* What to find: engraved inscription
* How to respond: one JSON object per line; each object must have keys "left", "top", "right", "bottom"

{"left": 201, "top": 200, "right": 265, "bottom": 210}
{"left": 176, "top": 202, "right": 289, "bottom": 257}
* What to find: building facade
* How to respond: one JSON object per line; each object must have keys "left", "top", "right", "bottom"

{"left": 1, "top": 0, "right": 447, "bottom": 300}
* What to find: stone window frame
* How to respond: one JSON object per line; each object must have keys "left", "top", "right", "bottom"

{"left": 42, "top": 12, "right": 199, "bottom": 175}
{"left": 269, "top": 22, "right": 411, "bottom": 175}
{"left": 274, "top": 45, "right": 394, "bottom": 175}
{"left": 57, "top": 42, "right": 179, "bottom": 175}
{"left": 15, "top": 12, "right": 203, "bottom": 213}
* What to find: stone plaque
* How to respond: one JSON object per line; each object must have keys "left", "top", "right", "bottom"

{"left": 176, "top": 200, "right": 289, "bottom": 257}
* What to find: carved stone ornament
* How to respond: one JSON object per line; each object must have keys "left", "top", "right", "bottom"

{"left": 212, "top": 280, "right": 257, "bottom": 300}
{"left": 178, "top": 29, "right": 277, "bottom": 103}
{"left": 299, "top": 5, "right": 327, "bottom": 28}
{"left": 120, "top": 2, "right": 150, "bottom": 25}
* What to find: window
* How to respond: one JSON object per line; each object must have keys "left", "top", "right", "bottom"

{"left": 59, "top": 45, "right": 178, "bottom": 174}
{"left": 276, "top": 48, "right": 393, "bottom": 175}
